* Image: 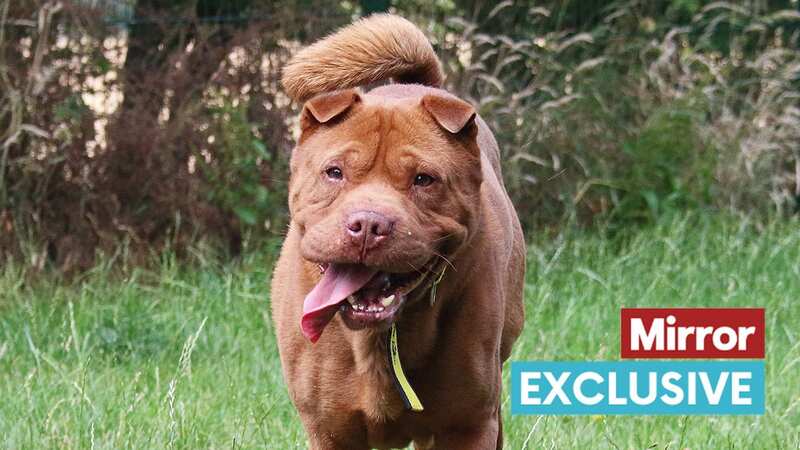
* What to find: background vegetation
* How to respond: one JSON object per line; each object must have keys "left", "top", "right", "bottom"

{"left": 1, "top": 0, "right": 798, "bottom": 272}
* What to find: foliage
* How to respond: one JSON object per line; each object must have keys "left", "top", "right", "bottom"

{"left": 1, "top": 0, "right": 799, "bottom": 271}
{"left": 405, "top": 0, "right": 800, "bottom": 228}
{"left": 203, "top": 101, "right": 287, "bottom": 230}
{"left": 0, "top": 0, "right": 350, "bottom": 271}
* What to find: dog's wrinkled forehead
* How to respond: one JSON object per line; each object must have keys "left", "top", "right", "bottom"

{"left": 292, "top": 91, "right": 477, "bottom": 179}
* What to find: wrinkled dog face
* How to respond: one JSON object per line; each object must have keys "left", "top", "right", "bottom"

{"left": 290, "top": 89, "right": 484, "bottom": 335}
{"left": 289, "top": 89, "right": 482, "bottom": 273}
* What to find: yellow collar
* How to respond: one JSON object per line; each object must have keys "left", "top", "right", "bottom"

{"left": 386, "top": 264, "right": 447, "bottom": 412}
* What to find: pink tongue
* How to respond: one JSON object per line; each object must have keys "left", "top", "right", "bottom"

{"left": 301, "top": 264, "right": 378, "bottom": 342}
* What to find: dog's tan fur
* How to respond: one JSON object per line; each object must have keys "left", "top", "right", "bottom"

{"left": 272, "top": 14, "right": 524, "bottom": 449}
{"left": 282, "top": 14, "right": 443, "bottom": 102}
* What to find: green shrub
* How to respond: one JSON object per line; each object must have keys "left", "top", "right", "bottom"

{"left": 203, "top": 102, "right": 287, "bottom": 233}
{"left": 612, "top": 105, "right": 716, "bottom": 223}
{"left": 402, "top": 0, "right": 800, "bottom": 228}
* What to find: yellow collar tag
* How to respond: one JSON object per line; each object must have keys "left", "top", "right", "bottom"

{"left": 387, "top": 265, "right": 447, "bottom": 412}
{"left": 388, "top": 324, "right": 424, "bottom": 412}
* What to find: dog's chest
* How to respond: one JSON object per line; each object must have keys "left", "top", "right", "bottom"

{"left": 348, "top": 340, "right": 419, "bottom": 448}
{"left": 352, "top": 336, "right": 406, "bottom": 421}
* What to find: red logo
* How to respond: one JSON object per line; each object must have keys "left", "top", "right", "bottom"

{"left": 621, "top": 308, "right": 765, "bottom": 358}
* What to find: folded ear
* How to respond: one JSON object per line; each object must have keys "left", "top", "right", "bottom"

{"left": 421, "top": 94, "right": 476, "bottom": 134}
{"left": 301, "top": 89, "right": 361, "bottom": 131}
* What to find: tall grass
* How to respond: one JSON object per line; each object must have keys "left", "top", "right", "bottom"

{"left": 1, "top": 212, "right": 798, "bottom": 448}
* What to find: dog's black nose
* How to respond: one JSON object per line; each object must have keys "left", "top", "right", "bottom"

{"left": 346, "top": 211, "right": 394, "bottom": 250}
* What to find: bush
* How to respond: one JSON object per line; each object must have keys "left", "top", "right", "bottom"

{"left": 0, "top": 0, "right": 349, "bottom": 271}
{"left": 611, "top": 105, "right": 716, "bottom": 224}
{"left": 1, "top": 0, "right": 798, "bottom": 272}
{"left": 403, "top": 0, "right": 800, "bottom": 228}
{"left": 203, "top": 101, "right": 288, "bottom": 232}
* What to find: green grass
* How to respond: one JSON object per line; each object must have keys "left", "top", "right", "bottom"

{"left": 1, "top": 212, "right": 798, "bottom": 449}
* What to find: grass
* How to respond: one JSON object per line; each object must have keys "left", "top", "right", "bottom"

{"left": 1, "top": 212, "right": 798, "bottom": 449}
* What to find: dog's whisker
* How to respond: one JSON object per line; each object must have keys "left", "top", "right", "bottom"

{"left": 431, "top": 233, "right": 455, "bottom": 243}
{"left": 432, "top": 250, "right": 456, "bottom": 272}
{"left": 404, "top": 261, "right": 425, "bottom": 276}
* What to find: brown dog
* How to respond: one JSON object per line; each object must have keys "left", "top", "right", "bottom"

{"left": 271, "top": 14, "right": 525, "bottom": 449}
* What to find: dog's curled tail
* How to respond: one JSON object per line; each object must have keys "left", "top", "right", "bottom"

{"left": 281, "top": 14, "right": 443, "bottom": 102}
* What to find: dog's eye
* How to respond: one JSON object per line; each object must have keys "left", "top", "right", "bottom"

{"left": 325, "top": 166, "right": 343, "bottom": 180}
{"left": 413, "top": 173, "right": 436, "bottom": 187}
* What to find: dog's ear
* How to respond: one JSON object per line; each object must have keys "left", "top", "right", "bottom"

{"left": 301, "top": 89, "right": 361, "bottom": 132}
{"left": 421, "top": 94, "right": 476, "bottom": 135}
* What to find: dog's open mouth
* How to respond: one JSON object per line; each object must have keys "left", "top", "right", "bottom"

{"left": 301, "top": 262, "right": 433, "bottom": 342}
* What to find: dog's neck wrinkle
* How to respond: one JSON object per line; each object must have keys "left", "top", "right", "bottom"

{"left": 346, "top": 328, "right": 404, "bottom": 421}
{"left": 348, "top": 328, "right": 390, "bottom": 376}
{"left": 391, "top": 254, "right": 468, "bottom": 369}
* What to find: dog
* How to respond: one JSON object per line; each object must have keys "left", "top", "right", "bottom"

{"left": 271, "top": 14, "right": 525, "bottom": 449}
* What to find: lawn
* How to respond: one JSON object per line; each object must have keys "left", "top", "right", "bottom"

{"left": 1, "top": 213, "right": 798, "bottom": 449}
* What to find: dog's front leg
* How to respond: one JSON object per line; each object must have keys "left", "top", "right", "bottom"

{"left": 433, "top": 415, "right": 500, "bottom": 450}
{"left": 305, "top": 432, "right": 369, "bottom": 450}
{"left": 296, "top": 404, "right": 371, "bottom": 450}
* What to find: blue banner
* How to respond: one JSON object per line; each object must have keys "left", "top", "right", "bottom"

{"left": 510, "top": 361, "right": 764, "bottom": 415}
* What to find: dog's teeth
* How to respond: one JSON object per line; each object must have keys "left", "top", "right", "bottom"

{"left": 347, "top": 295, "right": 357, "bottom": 305}
{"left": 377, "top": 306, "right": 384, "bottom": 312}
{"left": 381, "top": 295, "right": 395, "bottom": 307}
